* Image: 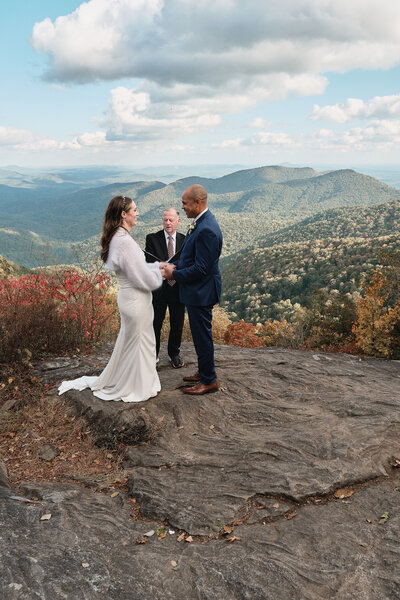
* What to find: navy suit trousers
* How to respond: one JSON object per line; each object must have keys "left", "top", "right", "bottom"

{"left": 186, "top": 304, "right": 216, "bottom": 385}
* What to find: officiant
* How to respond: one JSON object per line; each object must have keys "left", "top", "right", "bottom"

{"left": 145, "top": 208, "right": 186, "bottom": 368}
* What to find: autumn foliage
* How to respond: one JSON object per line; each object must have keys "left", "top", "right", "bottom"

{"left": 1, "top": 250, "right": 399, "bottom": 363}
{"left": 223, "top": 320, "right": 263, "bottom": 347}
{"left": 0, "top": 267, "right": 119, "bottom": 363}
{"left": 353, "top": 265, "right": 400, "bottom": 358}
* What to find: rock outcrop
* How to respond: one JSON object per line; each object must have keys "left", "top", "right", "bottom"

{"left": 1, "top": 343, "right": 400, "bottom": 599}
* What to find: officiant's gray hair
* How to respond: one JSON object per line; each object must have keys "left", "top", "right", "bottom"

{"left": 164, "top": 207, "right": 180, "bottom": 216}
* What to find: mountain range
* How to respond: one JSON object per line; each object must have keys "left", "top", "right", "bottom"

{"left": 1, "top": 164, "right": 399, "bottom": 268}
{"left": 1, "top": 164, "right": 399, "bottom": 323}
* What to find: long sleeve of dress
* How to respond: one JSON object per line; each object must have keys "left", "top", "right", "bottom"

{"left": 105, "top": 229, "right": 163, "bottom": 291}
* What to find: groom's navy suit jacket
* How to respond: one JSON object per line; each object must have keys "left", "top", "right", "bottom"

{"left": 173, "top": 210, "right": 223, "bottom": 307}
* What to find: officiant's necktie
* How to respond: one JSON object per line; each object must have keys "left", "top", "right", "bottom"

{"left": 167, "top": 235, "right": 176, "bottom": 286}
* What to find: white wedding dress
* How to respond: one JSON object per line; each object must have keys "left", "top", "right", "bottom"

{"left": 58, "top": 228, "right": 163, "bottom": 402}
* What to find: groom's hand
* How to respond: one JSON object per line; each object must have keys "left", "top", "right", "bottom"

{"left": 163, "top": 263, "right": 176, "bottom": 280}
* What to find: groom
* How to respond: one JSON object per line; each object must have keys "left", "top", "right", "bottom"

{"left": 162, "top": 184, "right": 223, "bottom": 395}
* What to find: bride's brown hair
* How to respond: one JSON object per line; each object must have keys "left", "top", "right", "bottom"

{"left": 100, "top": 195, "right": 133, "bottom": 263}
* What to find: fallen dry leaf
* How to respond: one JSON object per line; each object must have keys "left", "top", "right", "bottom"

{"left": 226, "top": 536, "right": 241, "bottom": 543}
{"left": 379, "top": 512, "right": 389, "bottom": 525}
{"left": 40, "top": 513, "right": 52, "bottom": 521}
{"left": 110, "top": 491, "right": 119, "bottom": 498}
{"left": 177, "top": 533, "right": 186, "bottom": 542}
{"left": 256, "top": 504, "right": 266, "bottom": 510}
{"left": 81, "top": 563, "right": 89, "bottom": 568}
{"left": 334, "top": 488, "right": 354, "bottom": 499}
{"left": 272, "top": 503, "right": 280, "bottom": 509}
{"left": 223, "top": 525, "right": 234, "bottom": 534}
{"left": 171, "top": 561, "right": 178, "bottom": 568}
{"left": 185, "top": 536, "right": 193, "bottom": 543}
{"left": 286, "top": 512, "right": 297, "bottom": 520}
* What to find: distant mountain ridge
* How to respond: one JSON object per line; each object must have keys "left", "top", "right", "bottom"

{"left": 0, "top": 164, "right": 399, "bottom": 268}
{"left": 169, "top": 165, "right": 320, "bottom": 195}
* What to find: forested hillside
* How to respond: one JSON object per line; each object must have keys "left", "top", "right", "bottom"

{"left": 258, "top": 198, "right": 400, "bottom": 248}
{"left": 220, "top": 233, "right": 400, "bottom": 323}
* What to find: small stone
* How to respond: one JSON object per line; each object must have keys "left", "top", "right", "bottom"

{"left": 8, "top": 583, "right": 22, "bottom": 591}
{"left": 38, "top": 445, "right": 59, "bottom": 462}
{"left": 144, "top": 530, "right": 155, "bottom": 537}
{"left": 40, "top": 514, "right": 52, "bottom": 521}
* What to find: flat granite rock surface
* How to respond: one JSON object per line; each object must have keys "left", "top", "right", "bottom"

{"left": 1, "top": 343, "right": 400, "bottom": 599}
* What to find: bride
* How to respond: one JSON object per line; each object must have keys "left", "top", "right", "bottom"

{"left": 58, "top": 195, "right": 163, "bottom": 402}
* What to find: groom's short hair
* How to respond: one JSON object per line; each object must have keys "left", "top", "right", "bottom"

{"left": 188, "top": 185, "right": 207, "bottom": 204}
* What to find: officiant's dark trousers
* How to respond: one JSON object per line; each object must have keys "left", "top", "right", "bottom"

{"left": 152, "top": 282, "right": 185, "bottom": 359}
{"left": 187, "top": 304, "right": 216, "bottom": 385}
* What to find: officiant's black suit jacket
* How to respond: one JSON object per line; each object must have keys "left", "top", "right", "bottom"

{"left": 145, "top": 229, "right": 186, "bottom": 358}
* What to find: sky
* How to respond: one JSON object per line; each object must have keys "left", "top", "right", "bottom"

{"left": 1, "top": 0, "right": 400, "bottom": 170}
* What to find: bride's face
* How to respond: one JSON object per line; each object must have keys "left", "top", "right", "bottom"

{"left": 122, "top": 202, "right": 138, "bottom": 230}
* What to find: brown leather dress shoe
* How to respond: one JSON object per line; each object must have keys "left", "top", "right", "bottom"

{"left": 183, "top": 381, "right": 219, "bottom": 395}
{"left": 183, "top": 371, "right": 201, "bottom": 382}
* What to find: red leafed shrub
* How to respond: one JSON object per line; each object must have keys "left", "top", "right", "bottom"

{"left": 0, "top": 268, "right": 118, "bottom": 363}
{"left": 223, "top": 319, "right": 263, "bottom": 348}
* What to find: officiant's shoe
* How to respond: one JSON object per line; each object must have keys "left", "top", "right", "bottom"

{"left": 183, "top": 371, "right": 201, "bottom": 382}
{"left": 170, "top": 355, "right": 184, "bottom": 368}
{"left": 183, "top": 381, "right": 219, "bottom": 395}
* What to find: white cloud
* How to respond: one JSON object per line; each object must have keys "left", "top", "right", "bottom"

{"left": 213, "top": 115, "right": 400, "bottom": 155}
{"left": 31, "top": 0, "right": 400, "bottom": 131}
{"left": 97, "top": 73, "right": 327, "bottom": 143}
{"left": 213, "top": 139, "right": 243, "bottom": 148}
{"left": 0, "top": 126, "right": 39, "bottom": 147}
{"left": 214, "top": 130, "right": 297, "bottom": 149}
{"left": 245, "top": 131, "right": 298, "bottom": 147}
{"left": 32, "top": 0, "right": 164, "bottom": 83}
{"left": 101, "top": 85, "right": 221, "bottom": 141}
{"left": 249, "top": 118, "right": 269, "bottom": 129}
{"left": 73, "top": 131, "right": 108, "bottom": 146}
{"left": 0, "top": 126, "right": 108, "bottom": 152}
{"left": 312, "top": 119, "right": 400, "bottom": 151}
{"left": 29, "top": 0, "right": 400, "bottom": 149}
{"left": 32, "top": 0, "right": 400, "bottom": 86}
{"left": 311, "top": 95, "right": 400, "bottom": 122}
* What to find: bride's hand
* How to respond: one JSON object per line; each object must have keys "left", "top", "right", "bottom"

{"left": 163, "top": 263, "right": 176, "bottom": 280}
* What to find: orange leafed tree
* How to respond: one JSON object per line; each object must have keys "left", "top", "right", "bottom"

{"left": 353, "top": 271, "right": 399, "bottom": 357}
{"left": 223, "top": 320, "right": 263, "bottom": 348}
